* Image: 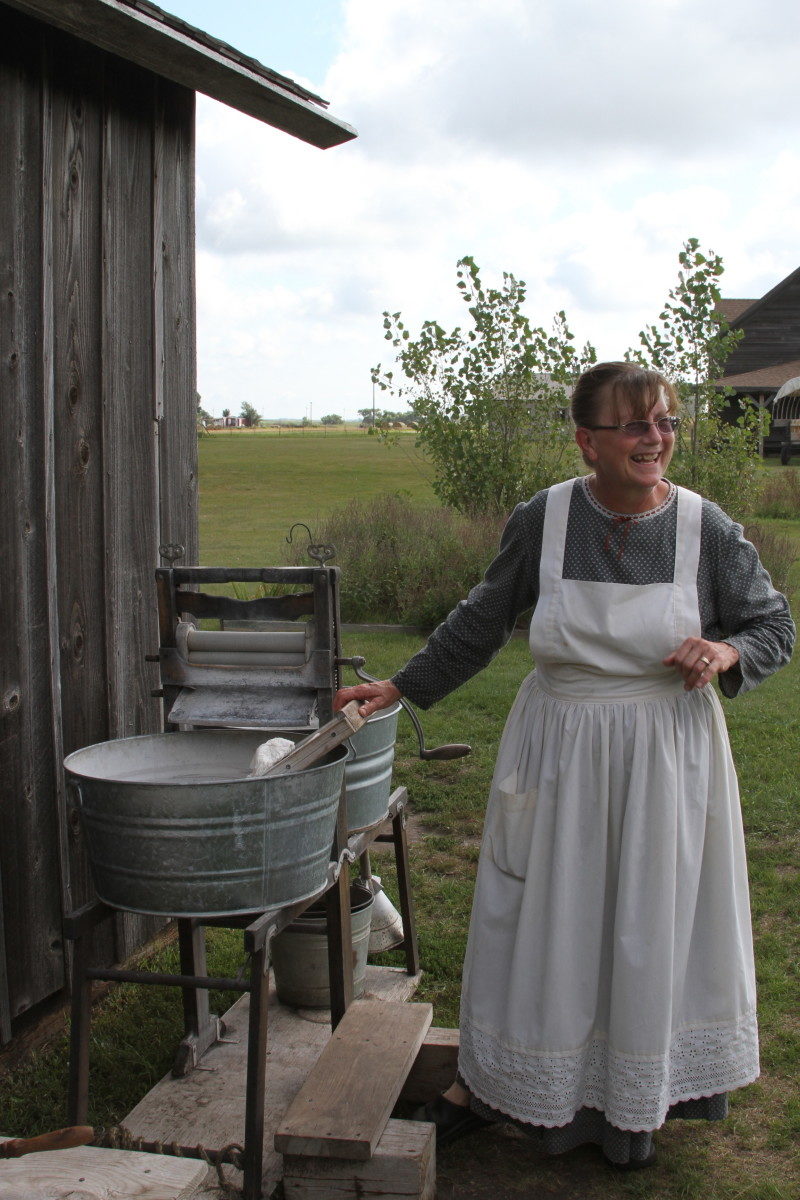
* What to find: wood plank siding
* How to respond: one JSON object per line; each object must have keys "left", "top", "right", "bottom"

{"left": 722, "top": 267, "right": 800, "bottom": 378}
{"left": 0, "top": 3, "right": 197, "bottom": 1033}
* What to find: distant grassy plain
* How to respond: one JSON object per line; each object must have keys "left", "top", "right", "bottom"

{"left": 198, "top": 426, "right": 436, "bottom": 566}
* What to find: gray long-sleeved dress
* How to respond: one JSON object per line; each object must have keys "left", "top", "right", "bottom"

{"left": 393, "top": 478, "right": 794, "bottom": 1162}
{"left": 393, "top": 479, "right": 794, "bottom": 706}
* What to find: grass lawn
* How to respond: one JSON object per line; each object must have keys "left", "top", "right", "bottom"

{"left": 2, "top": 438, "right": 797, "bottom": 1199}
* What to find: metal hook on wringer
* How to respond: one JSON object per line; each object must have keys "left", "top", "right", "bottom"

{"left": 286, "top": 523, "right": 336, "bottom": 567}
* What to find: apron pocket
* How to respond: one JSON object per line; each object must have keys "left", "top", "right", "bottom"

{"left": 486, "top": 771, "right": 538, "bottom": 880}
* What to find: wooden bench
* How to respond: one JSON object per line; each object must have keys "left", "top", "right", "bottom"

{"left": 276, "top": 999, "right": 435, "bottom": 1199}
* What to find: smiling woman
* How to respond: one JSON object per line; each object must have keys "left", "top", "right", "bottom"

{"left": 335, "top": 360, "right": 795, "bottom": 1170}
{"left": 572, "top": 361, "right": 680, "bottom": 513}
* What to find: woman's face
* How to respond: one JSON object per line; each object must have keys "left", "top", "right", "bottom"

{"left": 577, "top": 385, "right": 676, "bottom": 498}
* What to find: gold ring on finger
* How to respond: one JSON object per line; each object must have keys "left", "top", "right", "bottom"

{"left": 699, "top": 656, "right": 711, "bottom": 666}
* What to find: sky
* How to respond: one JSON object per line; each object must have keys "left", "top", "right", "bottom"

{"left": 165, "top": 0, "right": 800, "bottom": 421}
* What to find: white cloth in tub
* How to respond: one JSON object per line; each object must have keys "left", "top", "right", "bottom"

{"left": 247, "top": 737, "right": 295, "bottom": 778}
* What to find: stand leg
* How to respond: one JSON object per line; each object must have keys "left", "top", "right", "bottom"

{"left": 393, "top": 810, "right": 420, "bottom": 975}
{"left": 242, "top": 941, "right": 269, "bottom": 1200}
{"left": 67, "top": 926, "right": 92, "bottom": 1123}
{"left": 326, "top": 867, "right": 354, "bottom": 1030}
{"left": 327, "top": 781, "right": 354, "bottom": 1030}
{"left": 173, "top": 919, "right": 221, "bottom": 1076}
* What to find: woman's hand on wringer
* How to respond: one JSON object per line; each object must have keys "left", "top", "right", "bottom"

{"left": 334, "top": 681, "right": 401, "bottom": 719}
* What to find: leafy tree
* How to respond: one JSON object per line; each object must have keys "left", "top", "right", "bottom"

{"left": 358, "top": 407, "right": 390, "bottom": 431}
{"left": 372, "top": 257, "right": 595, "bottom": 515}
{"left": 358, "top": 407, "right": 413, "bottom": 430}
{"left": 240, "top": 401, "right": 262, "bottom": 428}
{"left": 221, "top": 408, "right": 231, "bottom": 418}
{"left": 321, "top": 413, "right": 343, "bottom": 425}
{"left": 632, "top": 238, "right": 760, "bottom": 516}
{"left": 196, "top": 395, "right": 212, "bottom": 437}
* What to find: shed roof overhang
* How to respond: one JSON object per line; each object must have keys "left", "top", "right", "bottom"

{"left": 4, "top": 0, "right": 357, "bottom": 148}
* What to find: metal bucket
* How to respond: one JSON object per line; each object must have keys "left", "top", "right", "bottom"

{"left": 64, "top": 730, "right": 347, "bottom": 917}
{"left": 270, "top": 881, "right": 374, "bottom": 1008}
{"left": 344, "top": 703, "right": 400, "bottom": 832}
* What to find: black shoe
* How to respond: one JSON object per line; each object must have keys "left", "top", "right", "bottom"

{"left": 603, "top": 1147, "right": 657, "bottom": 1171}
{"left": 411, "top": 1094, "right": 491, "bottom": 1147}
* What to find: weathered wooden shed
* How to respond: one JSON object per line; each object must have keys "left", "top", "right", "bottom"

{"left": 0, "top": 0, "right": 355, "bottom": 1045}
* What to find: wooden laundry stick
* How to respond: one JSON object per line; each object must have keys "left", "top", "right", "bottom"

{"left": 0, "top": 1125, "right": 94, "bottom": 1158}
{"left": 260, "top": 700, "right": 366, "bottom": 776}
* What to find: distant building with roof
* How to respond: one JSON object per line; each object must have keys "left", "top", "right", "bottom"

{"left": 717, "top": 268, "right": 800, "bottom": 458}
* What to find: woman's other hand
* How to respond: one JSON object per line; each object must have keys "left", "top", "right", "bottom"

{"left": 663, "top": 638, "right": 740, "bottom": 690}
{"left": 334, "top": 681, "right": 402, "bottom": 719}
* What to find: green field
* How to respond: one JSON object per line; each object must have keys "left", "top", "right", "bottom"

{"left": 198, "top": 427, "right": 436, "bottom": 565}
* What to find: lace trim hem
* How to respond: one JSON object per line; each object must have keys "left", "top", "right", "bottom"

{"left": 458, "top": 1009, "right": 759, "bottom": 1132}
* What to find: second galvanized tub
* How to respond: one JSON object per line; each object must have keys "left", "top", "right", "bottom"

{"left": 64, "top": 730, "right": 347, "bottom": 918}
{"left": 344, "top": 703, "right": 400, "bottom": 832}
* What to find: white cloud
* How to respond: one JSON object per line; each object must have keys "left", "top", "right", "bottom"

{"left": 191, "top": 0, "right": 800, "bottom": 418}
{"left": 330, "top": 0, "right": 800, "bottom": 164}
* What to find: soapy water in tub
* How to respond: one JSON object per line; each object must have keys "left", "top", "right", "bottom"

{"left": 84, "top": 739, "right": 296, "bottom": 786}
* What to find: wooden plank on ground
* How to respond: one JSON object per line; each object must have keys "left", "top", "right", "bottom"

{"left": 123, "top": 965, "right": 421, "bottom": 1200}
{"left": 274, "top": 1000, "right": 433, "bottom": 1161}
{"left": 283, "top": 1118, "right": 435, "bottom": 1200}
{"left": 0, "top": 1136, "right": 205, "bottom": 1199}
{"left": 401, "top": 1026, "right": 460, "bottom": 1104}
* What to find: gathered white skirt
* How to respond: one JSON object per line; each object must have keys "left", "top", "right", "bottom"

{"left": 458, "top": 668, "right": 759, "bottom": 1132}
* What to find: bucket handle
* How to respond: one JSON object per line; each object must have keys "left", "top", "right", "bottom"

{"left": 66, "top": 780, "right": 83, "bottom": 809}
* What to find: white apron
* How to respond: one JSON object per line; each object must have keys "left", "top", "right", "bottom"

{"left": 458, "top": 478, "right": 759, "bottom": 1132}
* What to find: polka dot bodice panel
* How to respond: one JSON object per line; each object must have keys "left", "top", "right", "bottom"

{"left": 391, "top": 478, "right": 794, "bottom": 710}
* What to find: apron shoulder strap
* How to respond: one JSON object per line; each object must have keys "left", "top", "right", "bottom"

{"left": 673, "top": 485, "right": 703, "bottom": 637}
{"left": 539, "top": 478, "right": 578, "bottom": 590}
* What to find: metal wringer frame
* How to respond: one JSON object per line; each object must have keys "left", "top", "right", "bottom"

{"left": 64, "top": 550, "right": 432, "bottom": 1200}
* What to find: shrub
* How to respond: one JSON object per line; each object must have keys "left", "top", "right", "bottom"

{"left": 295, "top": 494, "right": 505, "bottom": 627}
{"left": 752, "top": 468, "right": 800, "bottom": 520}
{"left": 743, "top": 523, "right": 796, "bottom": 597}
{"left": 373, "top": 257, "right": 594, "bottom": 517}
{"left": 667, "top": 412, "right": 763, "bottom": 521}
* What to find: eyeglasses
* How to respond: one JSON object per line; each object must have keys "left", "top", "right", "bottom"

{"left": 583, "top": 416, "right": 681, "bottom": 436}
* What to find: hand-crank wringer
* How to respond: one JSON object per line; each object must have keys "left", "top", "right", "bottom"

{"left": 63, "top": 538, "right": 469, "bottom": 1200}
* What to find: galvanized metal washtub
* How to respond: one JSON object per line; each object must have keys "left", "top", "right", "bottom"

{"left": 344, "top": 703, "right": 400, "bottom": 832}
{"left": 270, "top": 880, "right": 374, "bottom": 1007}
{"left": 64, "top": 730, "right": 347, "bottom": 918}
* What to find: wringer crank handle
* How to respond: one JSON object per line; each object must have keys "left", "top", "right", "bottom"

{"left": 337, "top": 656, "right": 471, "bottom": 761}
{"left": 0, "top": 1126, "right": 94, "bottom": 1158}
